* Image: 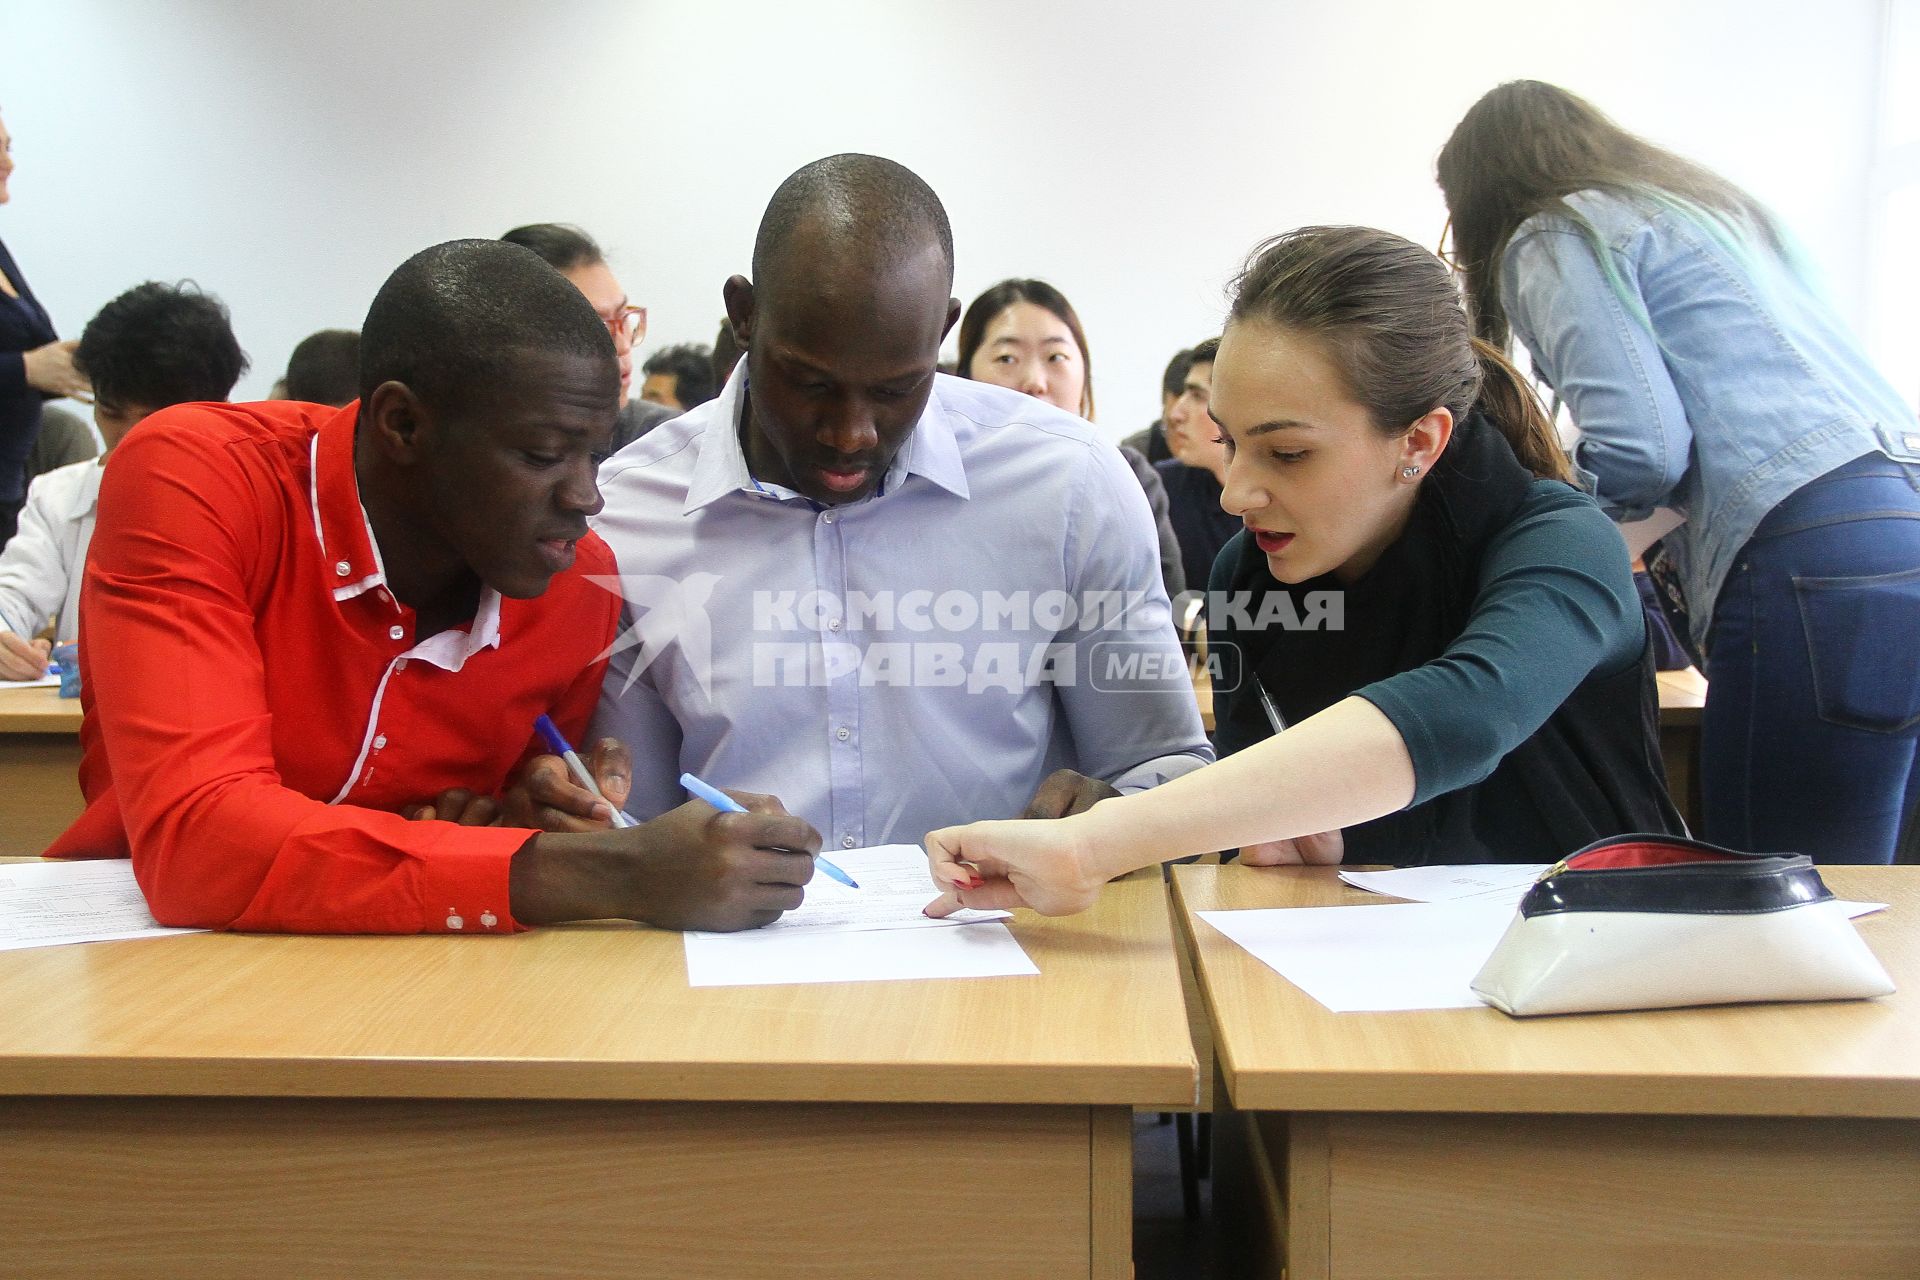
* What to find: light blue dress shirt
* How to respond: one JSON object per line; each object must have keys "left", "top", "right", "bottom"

{"left": 1502, "top": 188, "right": 1920, "bottom": 649}
{"left": 587, "top": 369, "right": 1213, "bottom": 851}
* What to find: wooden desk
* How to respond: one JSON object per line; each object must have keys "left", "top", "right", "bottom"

{"left": 1657, "top": 667, "right": 1707, "bottom": 828}
{"left": 0, "top": 875, "right": 1194, "bottom": 1279}
{"left": 0, "top": 685, "right": 83, "bottom": 854}
{"left": 1174, "top": 864, "right": 1920, "bottom": 1279}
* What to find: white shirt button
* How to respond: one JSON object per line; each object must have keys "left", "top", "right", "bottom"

{"left": 835, "top": 726, "right": 851, "bottom": 741}
{"left": 446, "top": 913, "right": 464, "bottom": 930}
{"left": 480, "top": 911, "right": 498, "bottom": 929}
{"left": 389, "top": 625, "right": 405, "bottom": 641}
{"left": 841, "top": 835, "right": 856, "bottom": 849}
{"left": 828, "top": 618, "right": 842, "bottom": 631}
{"left": 373, "top": 735, "right": 387, "bottom": 750}
{"left": 822, "top": 513, "right": 836, "bottom": 524}
{"left": 335, "top": 560, "right": 351, "bottom": 577}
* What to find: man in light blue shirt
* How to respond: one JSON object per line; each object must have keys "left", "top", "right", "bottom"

{"left": 552, "top": 155, "right": 1210, "bottom": 851}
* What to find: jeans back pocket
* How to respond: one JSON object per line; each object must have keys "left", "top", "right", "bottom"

{"left": 1794, "top": 565, "right": 1920, "bottom": 733}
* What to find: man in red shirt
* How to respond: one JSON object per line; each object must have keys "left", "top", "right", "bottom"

{"left": 49, "top": 239, "right": 819, "bottom": 935}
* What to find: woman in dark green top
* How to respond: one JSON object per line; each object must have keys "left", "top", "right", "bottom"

{"left": 922, "top": 226, "right": 1679, "bottom": 917}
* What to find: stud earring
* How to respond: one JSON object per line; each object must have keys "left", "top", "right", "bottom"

{"left": 1401, "top": 464, "right": 1422, "bottom": 478}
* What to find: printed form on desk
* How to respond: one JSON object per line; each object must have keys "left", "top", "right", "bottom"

{"left": 0, "top": 859, "right": 206, "bottom": 951}
{"left": 684, "top": 843, "right": 1039, "bottom": 988}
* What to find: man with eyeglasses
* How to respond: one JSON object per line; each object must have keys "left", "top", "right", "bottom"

{"left": 500, "top": 224, "right": 676, "bottom": 451}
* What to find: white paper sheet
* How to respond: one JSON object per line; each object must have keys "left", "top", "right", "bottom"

{"left": 1199, "top": 900, "right": 1518, "bottom": 1012}
{"left": 1339, "top": 863, "right": 1888, "bottom": 920}
{"left": 0, "top": 859, "right": 206, "bottom": 951}
{"left": 1339, "top": 863, "right": 1550, "bottom": 905}
{"left": 0, "top": 674, "right": 60, "bottom": 689}
{"left": 683, "top": 843, "right": 1034, "bottom": 987}
{"left": 689, "top": 843, "right": 1008, "bottom": 938}
{"left": 685, "top": 920, "right": 1038, "bottom": 988}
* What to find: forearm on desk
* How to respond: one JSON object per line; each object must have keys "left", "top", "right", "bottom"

{"left": 1073, "top": 696, "right": 1415, "bottom": 879}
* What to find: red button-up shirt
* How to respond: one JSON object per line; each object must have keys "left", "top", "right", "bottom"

{"left": 47, "top": 401, "right": 622, "bottom": 934}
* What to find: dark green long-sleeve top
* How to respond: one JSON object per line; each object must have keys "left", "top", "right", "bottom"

{"left": 1210, "top": 478, "right": 1682, "bottom": 865}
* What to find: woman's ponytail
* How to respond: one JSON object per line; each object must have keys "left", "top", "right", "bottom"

{"left": 1470, "top": 337, "right": 1573, "bottom": 483}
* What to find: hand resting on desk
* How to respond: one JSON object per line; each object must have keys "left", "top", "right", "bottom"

{"left": 1020, "top": 768, "right": 1121, "bottom": 820}
{"left": 1239, "top": 830, "right": 1344, "bottom": 865}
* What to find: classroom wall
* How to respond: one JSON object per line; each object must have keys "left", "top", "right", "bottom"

{"left": 0, "top": 0, "right": 1894, "bottom": 436}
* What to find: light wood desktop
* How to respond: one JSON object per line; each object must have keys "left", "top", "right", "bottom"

{"left": 0, "top": 684, "right": 82, "bottom": 854}
{"left": 1656, "top": 666, "right": 1707, "bottom": 826}
{"left": 1173, "top": 864, "right": 1920, "bottom": 1280}
{"left": 0, "top": 873, "right": 1195, "bottom": 1279}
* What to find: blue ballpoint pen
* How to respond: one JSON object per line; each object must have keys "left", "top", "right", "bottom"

{"left": 677, "top": 771, "right": 861, "bottom": 889}
{"left": 533, "top": 715, "right": 637, "bottom": 828}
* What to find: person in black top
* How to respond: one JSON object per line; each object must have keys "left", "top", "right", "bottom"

{"left": 1154, "top": 337, "right": 1241, "bottom": 591}
{"left": 500, "top": 223, "right": 675, "bottom": 451}
{"left": 953, "top": 277, "right": 1187, "bottom": 600}
{"left": 0, "top": 110, "right": 91, "bottom": 542}
{"left": 923, "top": 226, "right": 1680, "bottom": 917}
{"left": 1122, "top": 347, "right": 1193, "bottom": 465}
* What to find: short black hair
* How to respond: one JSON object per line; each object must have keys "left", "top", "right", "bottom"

{"left": 1188, "top": 336, "right": 1221, "bottom": 367}
{"left": 641, "top": 342, "right": 717, "bottom": 409}
{"left": 359, "top": 239, "right": 617, "bottom": 413}
{"left": 752, "top": 154, "right": 954, "bottom": 298}
{"left": 1160, "top": 347, "right": 1194, "bottom": 400}
{"left": 499, "top": 223, "right": 604, "bottom": 273}
{"left": 74, "top": 281, "right": 248, "bottom": 411}
{"left": 283, "top": 328, "right": 361, "bottom": 407}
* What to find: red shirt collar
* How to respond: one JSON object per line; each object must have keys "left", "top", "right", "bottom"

{"left": 310, "top": 404, "right": 386, "bottom": 602}
{"left": 307, "top": 403, "right": 503, "bottom": 662}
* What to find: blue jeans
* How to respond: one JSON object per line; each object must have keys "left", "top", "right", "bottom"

{"left": 1701, "top": 453, "right": 1920, "bottom": 863}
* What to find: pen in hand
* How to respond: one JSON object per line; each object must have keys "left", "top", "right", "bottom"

{"left": 678, "top": 772, "right": 860, "bottom": 889}
{"left": 534, "top": 715, "right": 637, "bottom": 829}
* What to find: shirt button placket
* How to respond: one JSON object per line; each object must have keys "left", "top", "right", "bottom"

{"left": 817, "top": 507, "right": 861, "bottom": 850}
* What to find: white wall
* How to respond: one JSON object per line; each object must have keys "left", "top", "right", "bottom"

{"left": 0, "top": 0, "right": 1891, "bottom": 436}
{"left": 1869, "top": 0, "right": 1920, "bottom": 406}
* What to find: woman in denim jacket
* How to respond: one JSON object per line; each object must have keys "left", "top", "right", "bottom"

{"left": 1439, "top": 80, "right": 1920, "bottom": 864}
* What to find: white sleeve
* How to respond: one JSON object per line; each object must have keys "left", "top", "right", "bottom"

{"left": 0, "top": 470, "right": 78, "bottom": 639}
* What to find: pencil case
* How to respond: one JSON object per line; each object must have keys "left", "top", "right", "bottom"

{"left": 1470, "top": 834, "right": 1895, "bottom": 1017}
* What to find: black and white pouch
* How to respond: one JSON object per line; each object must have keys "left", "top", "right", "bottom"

{"left": 1471, "top": 834, "right": 1896, "bottom": 1017}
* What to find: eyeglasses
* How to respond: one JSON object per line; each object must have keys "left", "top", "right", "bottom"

{"left": 1436, "top": 217, "right": 1464, "bottom": 274}
{"left": 604, "top": 304, "right": 647, "bottom": 344}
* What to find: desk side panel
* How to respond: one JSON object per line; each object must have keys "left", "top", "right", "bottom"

{"left": 1323, "top": 1112, "right": 1920, "bottom": 1279}
{"left": 0, "top": 1097, "right": 1096, "bottom": 1279}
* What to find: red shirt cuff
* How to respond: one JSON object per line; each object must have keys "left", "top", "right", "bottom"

{"left": 417, "top": 824, "right": 536, "bottom": 934}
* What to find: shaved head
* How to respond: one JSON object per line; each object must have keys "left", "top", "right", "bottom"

{"left": 725, "top": 153, "right": 960, "bottom": 509}
{"left": 360, "top": 239, "right": 617, "bottom": 416}
{"left": 751, "top": 153, "right": 954, "bottom": 303}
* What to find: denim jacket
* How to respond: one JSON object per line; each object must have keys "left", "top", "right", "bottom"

{"left": 1502, "top": 189, "right": 1920, "bottom": 649}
